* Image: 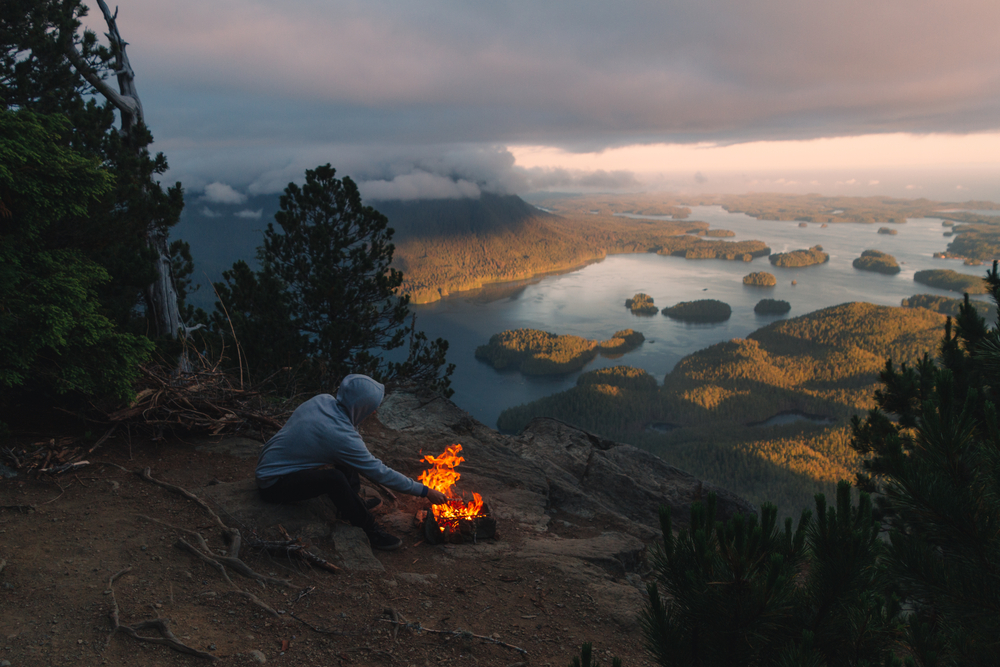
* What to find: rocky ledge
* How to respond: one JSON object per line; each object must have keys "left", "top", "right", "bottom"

{"left": 198, "top": 386, "right": 755, "bottom": 629}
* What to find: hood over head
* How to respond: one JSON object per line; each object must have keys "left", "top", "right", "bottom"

{"left": 336, "top": 374, "right": 385, "bottom": 427}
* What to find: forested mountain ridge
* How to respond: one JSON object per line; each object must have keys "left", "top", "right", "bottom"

{"left": 497, "top": 302, "right": 945, "bottom": 514}
{"left": 388, "top": 194, "right": 774, "bottom": 302}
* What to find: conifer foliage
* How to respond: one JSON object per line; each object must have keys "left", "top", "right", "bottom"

{"left": 642, "top": 482, "right": 898, "bottom": 667}
{"left": 850, "top": 261, "right": 1000, "bottom": 666}
{"left": 214, "top": 164, "right": 453, "bottom": 393}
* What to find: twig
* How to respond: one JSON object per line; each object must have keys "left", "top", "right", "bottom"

{"left": 289, "top": 611, "right": 360, "bottom": 635}
{"left": 292, "top": 586, "right": 316, "bottom": 603}
{"left": 233, "top": 590, "right": 279, "bottom": 617}
{"left": 39, "top": 480, "right": 68, "bottom": 505}
{"left": 379, "top": 616, "right": 527, "bottom": 655}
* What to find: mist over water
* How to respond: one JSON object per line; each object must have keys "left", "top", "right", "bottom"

{"left": 411, "top": 206, "right": 990, "bottom": 429}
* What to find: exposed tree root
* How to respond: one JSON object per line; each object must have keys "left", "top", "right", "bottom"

{"left": 104, "top": 567, "right": 217, "bottom": 661}
{"left": 380, "top": 609, "right": 528, "bottom": 656}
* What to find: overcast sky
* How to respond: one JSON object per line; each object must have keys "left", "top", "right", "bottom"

{"left": 99, "top": 0, "right": 1000, "bottom": 202}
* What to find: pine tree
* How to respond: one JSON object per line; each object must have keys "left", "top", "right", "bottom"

{"left": 641, "top": 482, "right": 899, "bottom": 666}
{"left": 850, "top": 261, "right": 1000, "bottom": 666}
{"left": 214, "top": 164, "right": 453, "bottom": 393}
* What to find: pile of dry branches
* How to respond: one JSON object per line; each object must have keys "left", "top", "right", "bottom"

{"left": 1, "top": 360, "right": 294, "bottom": 476}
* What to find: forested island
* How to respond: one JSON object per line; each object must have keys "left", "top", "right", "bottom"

{"left": 754, "top": 299, "right": 791, "bottom": 315}
{"left": 769, "top": 245, "right": 829, "bottom": 268}
{"left": 877, "top": 227, "right": 898, "bottom": 235}
{"left": 625, "top": 293, "right": 658, "bottom": 315}
{"left": 662, "top": 299, "right": 732, "bottom": 323}
{"left": 743, "top": 271, "right": 777, "bottom": 287}
{"left": 902, "top": 293, "right": 995, "bottom": 322}
{"left": 913, "top": 269, "right": 989, "bottom": 294}
{"left": 496, "top": 302, "right": 945, "bottom": 514}
{"left": 660, "top": 238, "right": 770, "bottom": 261}
{"left": 852, "top": 249, "right": 901, "bottom": 274}
{"left": 475, "top": 328, "right": 644, "bottom": 375}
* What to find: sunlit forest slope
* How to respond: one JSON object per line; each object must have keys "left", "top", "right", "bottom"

{"left": 497, "top": 302, "right": 944, "bottom": 515}
{"left": 387, "top": 194, "right": 768, "bottom": 302}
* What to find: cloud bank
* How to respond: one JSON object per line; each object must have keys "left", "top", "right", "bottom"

{"left": 98, "top": 1, "right": 1000, "bottom": 199}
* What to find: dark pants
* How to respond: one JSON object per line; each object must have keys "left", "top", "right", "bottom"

{"left": 258, "top": 465, "right": 373, "bottom": 531}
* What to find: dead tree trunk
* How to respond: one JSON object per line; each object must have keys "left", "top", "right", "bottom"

{"left": 64, "top": 0, "right": 186, "bottom": 342}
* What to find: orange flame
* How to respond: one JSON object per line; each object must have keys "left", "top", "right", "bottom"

{"left": 418, "top": 444, "right": 484, "bottom": 531}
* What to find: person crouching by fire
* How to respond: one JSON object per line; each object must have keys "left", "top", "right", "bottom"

{"left": 256, "top": 374, "right": 447, "bottom": 551}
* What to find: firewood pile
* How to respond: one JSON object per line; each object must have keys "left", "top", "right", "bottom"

{"left": 107, "top": 364, "right": 290, "bottom": 437}
{"left": 1, "top": 363, "right": 293, "bottom": 476}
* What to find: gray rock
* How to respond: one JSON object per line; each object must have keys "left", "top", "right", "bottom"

{"left": 248, "top": 649, "right": 267, "bottom": 663}
{"left": 519, "top": 532, "right": 646, "bottom": 576}
{"left": 198, "top": 479, "right": 382, "bottom": 572}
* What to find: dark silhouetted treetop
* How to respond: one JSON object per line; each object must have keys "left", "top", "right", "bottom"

{"left": 662, "top": 299, "right": 731, "bottom": 323}
{"left": 852, "top": 249, "right": 900, "bottom": 275}
{"left": 213, "top": 164, "right": 453, "bottom": 394}
{"left": 769, "top": 245, "right": 829, "bottom": 268}
{"left": 743, "top": 271, "right": 777, "bottom": 287}
{"left": 913, "top": 268, "right": 989, "bottom": 294}
{"left": 754, "top": 298, "right": 791, "bottom": 315}
{"left": 625, "top": 293, "right": 658, "bottom": 315}
{"left": 849, "top": 262, "right": 1000, "bottom": 665}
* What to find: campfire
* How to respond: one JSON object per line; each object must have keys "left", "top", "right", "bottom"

{"left": 418, "top": 444, "right": 496, "bottom": 544}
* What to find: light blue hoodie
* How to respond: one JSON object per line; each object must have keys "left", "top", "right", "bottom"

{"left": 255, "top": 374, "right": 428, "bottom": 497}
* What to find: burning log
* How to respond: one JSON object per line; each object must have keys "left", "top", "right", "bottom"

{"left": 418, "top": 444, "right": 497, "bottom": 544}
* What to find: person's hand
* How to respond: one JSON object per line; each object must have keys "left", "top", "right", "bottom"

{"left": 426, "top": 489, "right": 448, "bottom": 505}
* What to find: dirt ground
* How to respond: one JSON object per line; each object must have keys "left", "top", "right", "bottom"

{"left": 0, "top": 433, "right": 655, "bottom": 667}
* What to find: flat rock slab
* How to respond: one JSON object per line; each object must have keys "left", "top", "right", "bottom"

{"left": 519, "top": 532, "right": 647, "bottom": 576}
{"left": 197, "top": 479, "right": 383, "bottom": 572}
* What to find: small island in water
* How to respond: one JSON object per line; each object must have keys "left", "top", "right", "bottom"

{"left": 754, "top": 298, "right": 791, "bottom": 315}
{"left": 852, "top": 249, "right": 901, "bottom": 275}
{"left": 743, "top": 271, "right": 777, "bottom": 287}
{"left": 625, "top": 293, "right": 658, "bottom": 315}
{"left": 662, "top": 299, "right": 732, "bottom": 323}
{"left": 475, "top": 328, "right": 645, "bottom": 375}
{"left": 769, "top": 245, "right": 829, "bottom": 268}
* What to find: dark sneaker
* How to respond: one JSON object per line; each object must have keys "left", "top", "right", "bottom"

{"left": 364, "top": 496, "right": 383, "bottom": 512}
{"left": 367, "top": 524, "right": 403, "bottom": 551}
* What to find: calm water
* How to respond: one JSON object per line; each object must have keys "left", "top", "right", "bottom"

{"left": 412, "top": 206, "right": 991, "bottom": 428}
